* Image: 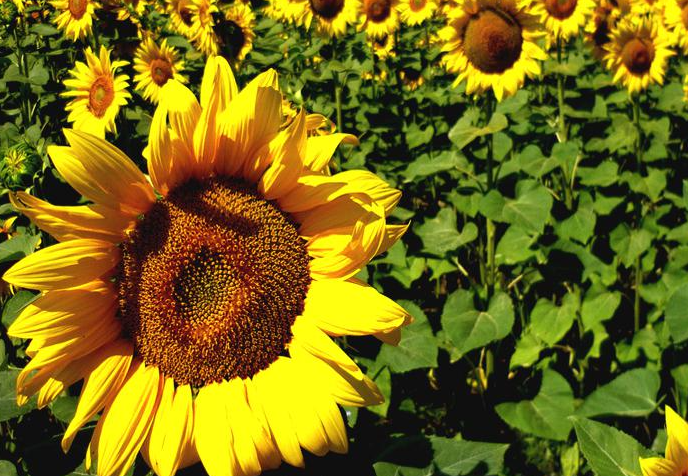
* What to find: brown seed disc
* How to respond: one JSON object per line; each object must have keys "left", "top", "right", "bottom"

{"left": 68, "top": 0, "right": 86, "bottom": 18}
{"left": 118, "top": 177, "right": 312, "bottom": 387}
{"left": 88, "top": 76, "right": 115, "bottom": 118}
{"left": 149, "top": 58, "right": 173, "bottom": 86}
{"left": 463, "top": 8, "right": 523, "bottom": 74}
{"left": 621, "top": 37, "right": 654, "bottom": 74}
{"left": 545, "top": 0, "right": 577, "bottom": 19}
{"left": 409, "top": 0, "right": 427, "bottom": 12}
{"left": 310, "top": 0, "right": 345, "bottom": 19}
{"left": 366, "top": 0, "right": 391, "bottom": 22}
{"left": 682, "top": 5, "right": 688, "bottom": 29}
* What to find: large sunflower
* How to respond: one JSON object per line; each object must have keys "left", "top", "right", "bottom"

{"left": 397, "top": 0, "right": 437, "bottom": 26}
{"left": 61, "top": 45, "right": 131, "bottom": 138}
{"left": 604, "top": 16, "right": 674, "bottom": 94}
{"left": 50, "top": 0, "right": 97, "bottom": 41}
{"left": 133, "top": 37, "right": 186, "bottom": 104}
{"left": 439, "top": 0, "right": 548, "bottom": 101}
{"left": 5, "top": 56, "right": 410, "bottom": 476}
{"left": 539, "top": 0, "right": 596, "bottom": 47}
{"left": 359, "top": 0, "right": 400, "bottom": 38}
{"left": 665, "top": 0, "right": 688, "bottom": 53}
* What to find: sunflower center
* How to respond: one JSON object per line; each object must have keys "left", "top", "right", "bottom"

{"left": 310, "top": 0, "right": 344, "bottom": 19}
{"left": 621, "top": 38, "right": 654, "bottom": 75}
{"left": 88, "top": 76, "right": 115, "bottom": 118}
{"left": 592, "top": 15, "right": 610, "bottom": 46}
{"left": 409, "top": 0, "right": 427, "bottom": 11}
{"left": 463, "top": 8, "right": 523, "bottom": 74}
{"left": 214, "top": 17, "right": 246, "bottom": 58}
{"left": 544, "top": 0, "right": 577, "bottom": 19}
{"left": 68, "top": 0, "right": 86, "bottom": 18}
{"left": 366, "top": 0, "right": 391, "bottom": 22}
{"left": 180, "top": 6, "right": 193, "bottom": 25}
{"left": 118, "top": 177, "right": 311, "bottom": 387}
{"left": 149, "top": 58, "right": 173, "bottom": 86}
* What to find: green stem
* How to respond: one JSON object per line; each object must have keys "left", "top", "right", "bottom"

{"left": 13, "top": 25, "right": 30, "bottom": 128}
{"left": 632, "top": 96, "right": 642, "bottom": 332}
{"left": 556, "top": 37, "right": 567, "bottom": 142}
{"left": 485, "top": 95, "right": 496, "bottom": 298}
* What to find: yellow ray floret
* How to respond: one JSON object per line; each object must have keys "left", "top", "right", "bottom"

{"left": 4, "top": 56, "right": 411, "bottom": 476}
{"left": 538, "top": 0, "right": 596, "bottom": 48}
{"left": 398, "top": 0, "right": 437, "bottom": 26}
{"left": 359, "top": 0, "right": 400, "bottom": 38}
{"left": 50, "top": 0, "right": 97, "bottom": 41}
{"left": 640, "top": 407, "right": 688, "bottom": 476}
{"left": 665, "top": 0, "right": 688, "bottom": 54}
{"left": 61, "top": 46, "right": 131, "bottom": 138}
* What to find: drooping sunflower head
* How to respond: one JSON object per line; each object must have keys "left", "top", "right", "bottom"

{"left": 0, "top": 0, "right": 19, "bottom": 25}
{"left": 604, "top": 15, "right": 674, "bottom": 94}
{"left": 440, "top": 0, "right": 548, "bottom": 101}
{"left": 212, "top": 2, "right": 256, "bottom": 62}
{"left": 5, "top": 56, "right": 410, "bottom": 476}
{"left": 359, "top": 0, "right": 399, "bottom": 38}
{"left": 61, "top": 45, "right": 131, "bottom": 138}
{"left": 50, "top": 0, "right": 97, "bottom": 41}
{"left": 540, "top": 0, "right": 596, "bottom": 47}
{"left": 584, "top": 0, "right": 620, "bottom": 59}
{"left": 133, "top": 37, "right": 186, "bottom": 104}
{"left": 665, "top": 0, "right": 688, "bottom": 53}
{"left": 397, "top": 0, "right": 437, "bottom": 25}
{"left": 303, "top": 0, "right": 359, "bottom": 37}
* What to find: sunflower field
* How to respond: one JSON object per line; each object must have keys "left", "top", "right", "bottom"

{"left": 4, "top": 0, "right": 688, "bottom": 475}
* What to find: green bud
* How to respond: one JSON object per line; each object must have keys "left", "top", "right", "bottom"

{"left": 1, "top": 142, "right": 41, "bottom": 189}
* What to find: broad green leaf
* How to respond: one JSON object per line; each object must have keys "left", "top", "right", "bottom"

{"left": 449, "top": 111, "right": 508, "bottom": 149}
{"left": 581, "top": 290, "right": 621, "bottom": 330}
{"left": 610, "top": 225, "right": 653, "bottom": 268}
{"left": 416, "top": 208, "right": 478, "bottom": 255}
{"left": 510, "top": 330, "right": 544, "bottom": 369}
{"left": 403, "top": 151, "right": 467, "bottom": 182}
{"left": 377, "top": 301, "right": 438, "bottom": 373}
{"left": 578, "top": 162, "right": 619, "bottom": 187}
{"left": 0, "top": 461, "right": 17, "bottom": 476}
{"left": 530, "top": 294, "right": 579, "bottom": 346}
{"left": 572, "top": 417, "right": 652, "bottom": 476}
{"left": 502, "top": 180, "right": 553, "bottom": 234}
{"left": 0, "top": 233, "right": 40, "bottom": 264}
{"left": 441, "top": 290, "right": 514, "bottom": 358}
{"left": 496, "top": 225, "right": 537, "bottom": 264}
{"left": 665, "top": 283, "right": 688, "bottom": 344}
{"left": 0, "top": 370, "right": 36, "bottom": 422}
{"left": 1, "top": 290, "right": 37, "bottom": 328}
{"left": 517, "top": 145, "right": 558, "bottom": 178}
{"left": 576, "top": 368, "right": 660, "bottom": 418}
{"left": 367, "top": 367, "right": 391, "bottom": 417}
{"left": 479, "top": 190, "right": 506, "bottom": 222}
{"left": 495, "top": 369, "right": 574, "bottom": 441}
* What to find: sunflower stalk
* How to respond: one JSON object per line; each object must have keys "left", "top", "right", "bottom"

{"left": 13, "top": 21, "right": 31, "bottom": 127}
{"left": 632, "top": 96, "right": 643, "bottom": 333}
{"left": 556, "top": 37, "right": 573, "bottom": 210}
{"left": 484, "top": 94, "right": 496, "bottom": 299}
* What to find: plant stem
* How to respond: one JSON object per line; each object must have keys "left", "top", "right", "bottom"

{"left": 556, "top": 37, "right": 567, "bottom": 142}
{"left": 632, "top": 95, "right": 642, "bottom": 332}
{"left": 485, "top": 95, "right": 496, "bottom": 299}
{"left": 13, "top": 25, "right": 30, "bottom": 128}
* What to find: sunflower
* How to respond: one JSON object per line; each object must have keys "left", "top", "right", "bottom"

{"left": 604, "top": 16, "right": 674, "bottom": 95}
{"left": 439, "top": 0, "right": 548, "bottom": 101}
{"left": 665, "top": 0, "right": 688, "bottom": 53}
{"left": 166, "top": 0, "right": 197, "bottom": 38}
{"left": 539, "top": 0, "right": 596, "bottom": 47}
{"left": 61, "top": 46, "right": 130, "bottom": 138}
{"left": 367, "top": 33, "right": 396, "bottom": 59}
{"left": 359, "top": 0, "right": 400, "bottom": 38}
{"left": 188, "top": 0, "right": 219, "bottom": 55}
{"left": 133, "top": 37, "right": 186, "bottom": 104}
{"left": 50, "top": 0, "right": 96, "bottom": 41}
{"left": 640, "top": 407, "right": 688, "bottom": 476}
{"left": 111, "top": 0, "right": 147, "bottom": 22}
{"left": 585, "top": 0, "right": 621, "bottom": 59}
{"left": 400, "top": 68, "right": 425, "bottom": 90}
{"left": 398, "top": 0, "right": 437, "bottom": 26}
{"left": 214, "top": 3, "right": 256, "bottom": 62}
{"left": 296, "top": 0, "right": 360, "bottom": 37}
{"left": 5, "top": 56, "right": 410, "bottom": 476}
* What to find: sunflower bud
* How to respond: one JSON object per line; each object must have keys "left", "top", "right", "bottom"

{"left": 1, "top": 142, "right": 41, "bottom": 189}
{"left": 0, "top": 0, "right": 19, "bottom": 26}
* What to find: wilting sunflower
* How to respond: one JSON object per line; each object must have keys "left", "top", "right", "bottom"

{"left": 5, "top": 56, "right": 410, "bottom": 476}
{"left": 133, "top": 37, "right": 186, "bottom": 104}
{"left": 665, "top": 0, "right": 688, "bottom": 53}
{"left": 50, "top": 0, "right": 96, "bottom": 41}
{"left": 539, "top": 0, "right": 595, "bottom": 47}
{"left": 297, "top": 0, "right": 360, "bottom": 37}
{"left": 214, "top": 3, "right": 256, "bottom": 62}
{"left": 359, "top": 0, "right": 400, "bottom": 38}
{"left": 604, "top": 16, "right": 674, "bottom": 94}
{"left": 166, "top": 0, "right": 197, "bottom": 38}
{"left": 398, "top": 0, "right": 437, "bottom": 26}
{"left": 440, "top": 0, "right": 548, "bottom": 101}
{"left": 61, "top": 46, "right": 130, "bottom": 138}
{"left": 639, "top": 407, "right": 688, "bottom": 476}
{"left": 188, "top": 0, "right": 219, "bottom": 55}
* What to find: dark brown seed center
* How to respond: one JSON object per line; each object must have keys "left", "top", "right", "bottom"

{"left": 88, "top": 76, "right": 115, "bottom": 118}
{"left": 118, "top": 177, "right": 312, "bottom": 387}
{"left": 463, "top": 8, "right": 523, "bottom": 74}
{"left": 149, "top": 58, "right": 173, "bottom": 86}
{"left": 621, "top": 38, "right": 654, "bottom": 74}
{"left": 68, "top": 0, "right": 86, "bottom": 18}
{"left": 310, "top": 0, "right": 344, "bottom": 19}
{"left": 366, "top": 0, "right": 391, "bottom": 22}
{"left": 545, "top": 0, "right": 577, "bottom": 19}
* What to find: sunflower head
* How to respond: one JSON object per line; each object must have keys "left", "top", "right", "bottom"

{"left": 213, "top": 2, "right": 255, "bottom": 62}
{"left": 133, "top": 37, "right": 186, "bottom": 104}
{"left": 360, "top": 0, "right": 399, "bottom": 38}
{"left": 50, "top": 0, "right": 97, "bottom": 41}
{"left": 0, "top": 0, "right": 19, "bottom": 25}
{"left": 398, "top": 0, "right": 437, "bottom": 25}
{"left": 1, "top": 142, "right": 40, "bottom": 189}
{"left": 639, "top": 407, "right": 688, "bottom": 476}
{"left": 541, "top": 0, "right": 595, "bottom": 46}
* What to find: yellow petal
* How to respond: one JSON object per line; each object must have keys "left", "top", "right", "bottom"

{"left": 147, "top": 101, "right": 173, "bottom": 196}
{"left": 304, "top": 134, "right": 358, "bottom": 173}
{"left": 160, "top": 79, "right": 201, "bottom": 163}
{"left": 10, "top": 193, "right": 133, "bottom": 243}
{"left": 300, "top": 278, "right": 411, "bottom": 337}
{"left": 639, "top": 457, "right": 681, "bottom": 476}
{"left": 62, "top": 339, "right": 133, "bottom": 452}
{"left": 200, "top": 56, "right": 237, "bottom": 113}
{"left": 3, "top": 239, "right": 120, "bottom": 291}
{"left": 94, "top": 362, "right": 162, "bottom": 476}
{"left": 60, "top": 129, "right": 156, "bottom": 214}
{"left": 378, "top": 223, "right": 410, "bottom": 257}
{"left": 666, "top": 406, "right": 688, "bottom": 468}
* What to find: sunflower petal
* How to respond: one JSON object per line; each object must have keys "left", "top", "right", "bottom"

{"left": 304, "top": 134, "right": 358, "bottom": 173}
{"left": 200, "top": 56, "right": 237, "bottom": 112}
{"left": 160, "top": 79, "right": 201, "bottom": 162}
{"left": 639, "top": 457, "right": 680, "bottom": 476}
{"left": 665, "top": 406, "right": 688, "bottom": 468}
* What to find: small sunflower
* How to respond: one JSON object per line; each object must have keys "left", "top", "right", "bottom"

{"left": 5, "top": 56, "right": 410, "bottom": 476}
{"left": 214, "top": 3, "right": 256, "bottom": 62}
{"left": 400, "top": 68, "right": 425, "bottom": 90}
{"left": 398, "top": 0, "right": 437, "bottom": 26}
{"left": 133, "top": 37, "right": 186, "bottom": 104}
{"left": 640, "top": 407, "right": 688, "bottom": 476}
{"left": 166, "top": 0, "right": 197, "bottom": 38}
{"left": 359, "top": 0, "right": 400, "bottom": 38}
{"left": 61, "top": 46, "right": 131, "bottom": 138}
{"left": 298, "top": 0, "right": 360, "bottom": 37}
{"left": 440, "top": 0, "right": 548, "bottom": 101}
{"left": 188, "top": 0, "right": 219, "bottom": 55}
{"left": 111, "top": 0, "right": 147, "bottom": 22}
{"left": 539, "top": 0, "right": 596, "bottom": 47}
{"left": 50, "top": 0, "right": 96, "bottom": 41}
{"left": 665, "top": 0, "right": 688, "bottom": 53}
{"left": 367, "top": 33, "right": 396, "bottom": 59}
{"left": 604, "top": 16, "right": 674, "bottom": 95}
{"left": 585, "top": 0, "right": 621, "bottom": 59}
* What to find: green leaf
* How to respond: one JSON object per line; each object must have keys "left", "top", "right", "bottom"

{"left": 377, "top": 301, "right": 438, "bottom": 373}
{"left": 572, "top": 417, "right": 652, "bottom": 476}
{"left": 1, "top": 290, "right": 36, "bottom": 328}
{"left": 502, "top": 180, "right": 553, "bottom": 234}
{"left": 510, "top": 331, "right": 544, "bottom": 369}
{"left": 50, "top": 395, "right": 79, "bottom": 423}
{"left": 448, "top": 111, "right": 508, "bottom": 149}
{"left": 415, "top": 208, "right": 478, "bottom": 256}
{"left": 576, "top": 369, "right": 660, "bottom": 418}
{"left": 609, "top": 225, "right": 653, "bottom": 268}
{"left": 517, "top": 145, "right": 558, "bottom": 178}
{"left": 441, "top": 291, "right": 514, "bottom": 359}
{"left": 581, "top": 290, "right": 621, "bottom": 330}
{"left": 578, "top": 162, "right": 619, "bottom": 187}
{"left": 0, "top": 370, "right": 36, "bottom": 422}
{"left": 496, "top": 225, "right": 537, "bottom": 264}
{"left": 530, "top": 294, "right": 579, "bottom": 346}
{"left": 403, "top": 151, "right": 466, "bottom": 182}
{"left": 496, "top": 369, "right": 574, "bottom": 441}
{"left": 666, "top": 283, "right": 688, "bottom": 344}
{"left": 0, "top": 461, "right": 17, "bottom": 476}
{"left": 0, "top": 233, "right": 40, "bottom": 264}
